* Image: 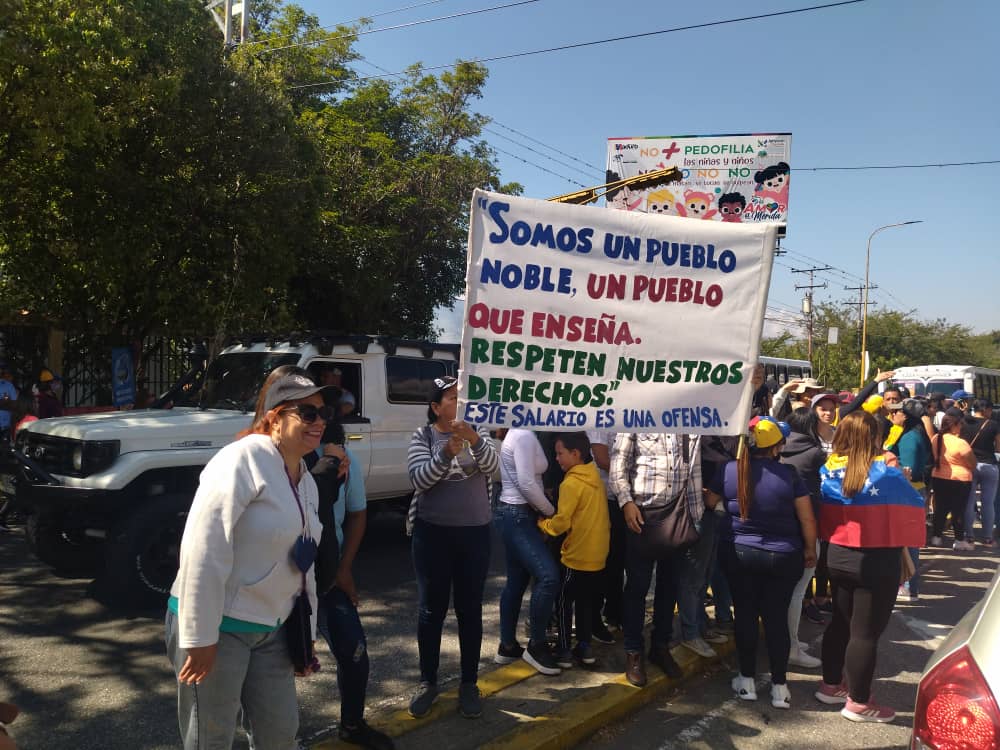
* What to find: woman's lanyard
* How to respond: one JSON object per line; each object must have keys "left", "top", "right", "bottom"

{"left": 285, "top": 463, "right": 317, "bottom": 590}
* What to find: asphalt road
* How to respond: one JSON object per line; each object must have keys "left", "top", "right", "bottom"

{"left": 0, "top": 509, "right": 508, "bottom": 749}
{"left": 2, "top": 515, "right": 996, "bottom": 750}
{"left": 581, "top": 546, "right": 1000, "bottom": 750}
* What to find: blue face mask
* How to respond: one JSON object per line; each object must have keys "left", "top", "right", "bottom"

{"left": 290, "top": 534, "right": 318, "bottom": 573}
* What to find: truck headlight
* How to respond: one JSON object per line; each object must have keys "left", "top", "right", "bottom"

{"left": 77, "top": 440, "right": 120, "bottom": 476}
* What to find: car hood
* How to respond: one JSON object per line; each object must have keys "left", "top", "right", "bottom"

{"left": 22, "top": 407, "right": 253, "bottom": 447}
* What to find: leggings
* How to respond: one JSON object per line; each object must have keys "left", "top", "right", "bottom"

{"left": 931, "top": 477, "right": 971, "bottom": 539}
{"left": 821, "top": 545, "right": 900, "bottom": 704}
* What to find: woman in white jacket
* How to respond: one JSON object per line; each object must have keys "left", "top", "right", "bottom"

{"left": 166, "top": 371, "right": 337, "bottom": 749}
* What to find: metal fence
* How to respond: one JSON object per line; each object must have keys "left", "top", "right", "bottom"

{"left": 61, "top": 335, "right": 206, "bottom": 408}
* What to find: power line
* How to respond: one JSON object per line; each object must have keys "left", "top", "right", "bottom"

{"left": 489, "top": 120, "right": 601, "bottom": 173}
{"left": 489, "top": 145, "right": 588, "bottom": 188}
{"left": 258, "top": 0, "right": 541, "bottom": 55}
{"left": 289, "top": 0, "right": 868, "bottom": 90}
{"left": 793, "top": 159, "right": 1000, "bottom": 172}
{"left": 246, "top": 0, "right": 450, "bottom": 48}
{"left": 483, "top": 126, "right": 602, "bottom": 181}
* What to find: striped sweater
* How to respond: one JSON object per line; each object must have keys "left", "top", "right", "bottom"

{"left": 407, "top": 423, "right": 499, "bottom": 526}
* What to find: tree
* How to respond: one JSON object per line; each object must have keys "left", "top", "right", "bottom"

{"left": 762, "top": 302, "right": 994, "bottom": 390}
{"left": 287, "top": 62, "right": 518, "bottom": 337}
{"left": 0, "top": 0, "right": 333, "bottom": 344}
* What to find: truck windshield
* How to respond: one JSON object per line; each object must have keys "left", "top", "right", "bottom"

{"left": 178, "top": 353, "right": 301, "bottom": 410}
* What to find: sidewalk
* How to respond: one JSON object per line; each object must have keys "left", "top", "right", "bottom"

{"left": 310, "top": 633, "right": 736, "bottom": 750}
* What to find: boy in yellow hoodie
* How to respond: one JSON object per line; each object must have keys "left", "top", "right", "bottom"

{"left": 539, "top": 432, "right": 611, "bottom": 667}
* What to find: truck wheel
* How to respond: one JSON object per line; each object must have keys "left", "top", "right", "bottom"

{"left": 101, "top": 494, "right": 190, "bottom": 607}
{"left": 25, "top": 513, "right": 103, "bottom": 577}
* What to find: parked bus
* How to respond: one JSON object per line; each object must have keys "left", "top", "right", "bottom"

{"left": 891, "top": 365, "right": 1000, "bottom": 404}
{"left": 760, "top": 356, "right": 813, "bottom": 385}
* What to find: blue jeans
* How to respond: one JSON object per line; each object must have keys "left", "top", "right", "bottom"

{"left": 412, "top": 518, "right": 491, "bottom": 684}
{"left": 966, "top": 463, "right": 999, "bottom": 542}
{"left": 622, "top": 532, "right": 680, "bottom": 653}
{"left": 677, "top": 511, "right": 717, "bottom": 640}
{"left": 494, "top": 502, "right": 560, "bottom": 647}
{"left": 165, "top": 610, "right": 299, "bottom": 750}
{"left": 318, "top": 588, "right": 368, "bottom": 725}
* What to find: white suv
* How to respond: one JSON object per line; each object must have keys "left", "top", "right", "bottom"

{"left": 4, "top": 334, "right": 458, "bottom": 604}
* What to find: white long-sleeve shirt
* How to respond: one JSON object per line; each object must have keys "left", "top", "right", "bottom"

{"left": 170, "top": 434, "right": 321, "bottom": 648}
{"left": 498, "top": 429, "right": 555, "bottom": 516}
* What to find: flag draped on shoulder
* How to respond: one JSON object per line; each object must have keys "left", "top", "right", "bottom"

{"left": 819, "top": 455, "right": 925, "bottom": 549}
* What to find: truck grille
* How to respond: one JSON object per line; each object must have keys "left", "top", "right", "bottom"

{"left": 21, "top": 434, "right": 78, "bottom": 475}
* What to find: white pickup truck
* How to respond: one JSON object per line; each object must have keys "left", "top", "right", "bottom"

{"left": 4, "top": 334, "right": 458, "bottom": 604}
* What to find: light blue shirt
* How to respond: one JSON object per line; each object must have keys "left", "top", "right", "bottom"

{"left": 0, "top": 380, "right": 18, "bottom": 429}
{"left": 321, "top": 445, "right": 367, "bottom": 551}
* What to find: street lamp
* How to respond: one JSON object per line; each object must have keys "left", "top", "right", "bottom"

{"left": 860, "top": 220, "right": 923, "bottom": 388}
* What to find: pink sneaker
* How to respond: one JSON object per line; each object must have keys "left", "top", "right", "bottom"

{"left": 814, "top": 681, "right": 849, "bottom": 704}
{"left": 841, "top": 698, "right": 896, "bottom": 723}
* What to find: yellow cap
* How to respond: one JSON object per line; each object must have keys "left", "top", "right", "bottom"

{"left": 39, "top": 369, "right": 54, "bottom": 383}
{"left": 862, "top": 395, "right": 883, "bottom": 414}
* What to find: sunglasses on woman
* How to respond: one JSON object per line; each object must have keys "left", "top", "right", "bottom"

{"left": 283, "top": 404, "right": 337, "bottom": 424}
{"left": 434, "top": 376, "right": 458, "bottom": 389}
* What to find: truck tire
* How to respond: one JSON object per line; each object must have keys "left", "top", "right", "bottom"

{"left": 25, "top": 512, "right": 103, "bottom": 577}
{"left": 101, "top": 493, "right": 190, "bottom": 607}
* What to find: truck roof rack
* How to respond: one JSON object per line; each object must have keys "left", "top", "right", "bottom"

{"left": 225, "top": 332, "right": 460, "bottom": 358}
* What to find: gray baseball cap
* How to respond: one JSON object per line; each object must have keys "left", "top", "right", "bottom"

{"left": 263, "top": 373, "right": 338, "bottom": 412}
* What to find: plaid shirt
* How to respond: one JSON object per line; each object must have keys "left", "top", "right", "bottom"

{"left": 609, "top": 433, "right": 704, "bottom": 523}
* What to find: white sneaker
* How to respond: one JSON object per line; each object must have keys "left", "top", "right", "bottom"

{"left": 930, "top": 535, "right": 942, "bottom": 547}
{"left": 682, "top": 637, "right": 717, "bottom": 659}
{"left": 771, "top": 682, "right": 791, "bottom": 709}
{"left": 788, "top": 648, "right": 821, "bottom": 669}
{"left": 954, "top": 540, "right": 975, "bottom": 551}
{"left": 797, "top": 640, "right": 810, "bottom": 653}
{"left": 732, "top": 675, "right": 757, "bottom": 701}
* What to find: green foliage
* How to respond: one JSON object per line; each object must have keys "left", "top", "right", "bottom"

{"left": 0, "top": 0, "right": 325, "bottom": 343}
{"left": 1, "top": 0, "right": 515, "bottom": 346}
{"left": 761, "top": 302, "right": 997, "bottom": 390}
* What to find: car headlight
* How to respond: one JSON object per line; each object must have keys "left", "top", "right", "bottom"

{"left": 77, "top": 440, "right": 120, "bottom": 476}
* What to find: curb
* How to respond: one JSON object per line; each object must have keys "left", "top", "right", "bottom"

{"left": 311, "top": 638, "right": 735, "bottom": 749}
{"left": 480, "top": 638, "right": 736, "bottom": 749}
{"left": 310, "top": 661, "right": 538, "bottom": 748}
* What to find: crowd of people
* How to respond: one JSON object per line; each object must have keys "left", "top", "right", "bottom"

{"left": 164, "top": 365, "right": 1000, "bottom": 749}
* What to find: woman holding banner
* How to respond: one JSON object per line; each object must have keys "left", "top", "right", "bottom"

{"left": 707, "top": 417, "right": 817, "bottom": 709}
{"left": 406, "top": 376, "right": 498, "bottom": 720}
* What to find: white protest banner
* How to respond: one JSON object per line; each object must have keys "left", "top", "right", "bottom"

{"left": 458, "top": 189, "right": 777, "bottom": 434}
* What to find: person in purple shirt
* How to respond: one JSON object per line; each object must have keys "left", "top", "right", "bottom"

{"left": 707, "top": 417, "right": 817, "bottom": 710}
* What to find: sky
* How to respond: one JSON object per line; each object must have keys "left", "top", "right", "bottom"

{"left": 294, "top": 0, "right": 999, "bottom": 343}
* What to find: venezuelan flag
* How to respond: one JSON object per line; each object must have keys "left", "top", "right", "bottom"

{"left": 819, "top": 455, "right": 925, "bottom": 549}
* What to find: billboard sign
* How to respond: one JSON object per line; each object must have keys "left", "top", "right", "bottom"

{"left": 606, "top": 133, "right": 792, "bottom": 227}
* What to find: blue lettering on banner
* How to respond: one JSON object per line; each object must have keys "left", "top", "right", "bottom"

{"left": 659, "top": 407, "right": 725, "bottom": 428}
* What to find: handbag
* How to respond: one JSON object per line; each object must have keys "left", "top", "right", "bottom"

{"left": 284, "top": 463, "right": 317, "bottom": 674}
{"left": 632, "top": 435, "right": 700, "bottom": 559}
{"left": 284, "top": 589, "right": 315, "bottom": 674}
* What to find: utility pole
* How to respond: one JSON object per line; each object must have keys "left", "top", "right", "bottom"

{"left": 206, "top": 0, "right": 251, "bottom": 46}
{"left": 791, "top": 266, "right": 831, "bottom": 361}
{"left": 843, "top": 285, "right": 877, "bottom": 350}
